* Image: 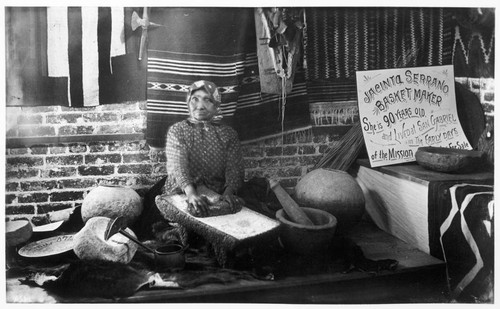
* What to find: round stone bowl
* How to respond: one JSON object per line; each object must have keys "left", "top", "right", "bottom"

{"left": 276, "top": 207, "right": 337, "bottom": 255}
{"left": 415, "top": 146, "right": 485, "bottom": 173}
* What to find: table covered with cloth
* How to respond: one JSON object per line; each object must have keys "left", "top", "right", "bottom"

{"left": 356, "top": 158, "right": 494, "bottom": 302}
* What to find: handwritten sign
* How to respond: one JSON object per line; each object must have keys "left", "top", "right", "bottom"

{"left": 356, "top": 65, "right": 471, "bottom": 167}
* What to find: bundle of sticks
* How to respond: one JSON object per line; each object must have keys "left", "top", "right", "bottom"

{"left": 314, "top": 122, "right": 365, "bottom": 171}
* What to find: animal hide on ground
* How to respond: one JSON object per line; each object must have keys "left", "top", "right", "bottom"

{"left": 19, "top": 259, "right": 155, "bottom": 299}
{"left": 17, "top": 253, "right": 268, "bottom": 299}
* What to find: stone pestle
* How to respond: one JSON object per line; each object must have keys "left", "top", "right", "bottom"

{"left": 269, "top": 178, "right": 314, "bottom": 226}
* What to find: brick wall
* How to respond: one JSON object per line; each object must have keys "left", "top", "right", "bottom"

{"left": 4, "top": 78, "right": 494, "bottom": 224}
{"left": 4, "top": 102, "right": 340, "bottom": 224}
{"left": 5, "top": 102, "right": 159, "bottom": 224}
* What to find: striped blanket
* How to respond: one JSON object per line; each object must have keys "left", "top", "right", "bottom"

{"left": 6, "top": 7, "right": 145, "bottom": 107}
{"left": 146, "top": 8, "right": 310, "bottom": 147}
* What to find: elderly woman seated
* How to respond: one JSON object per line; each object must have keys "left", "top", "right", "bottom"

{"left": 136, "top": 80, "right": 247, "bottom": 241}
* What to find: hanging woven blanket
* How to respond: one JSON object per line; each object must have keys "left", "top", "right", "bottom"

{"left": 304, "top": 7, "right": 455, "bottom": 104}
{"left": 146, "top": 8, "right": 310, "bottom": 148}
{"left": 451, "top": 8, "right": 495, "bottom": 78}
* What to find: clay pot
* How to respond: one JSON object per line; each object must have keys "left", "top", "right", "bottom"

{"left": 294, "top": 168, "right": 365, "bottom": 232}
{"left": 81, "top": 185, "right": 143, "bottom": 226}
{"left": 276, "top": 207, "right": 337, "bottom": 255}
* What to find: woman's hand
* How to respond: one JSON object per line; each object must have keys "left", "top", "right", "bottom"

{"left": 184, "top": 185, "right": 209, "bottom": 217}
{"left": 222, "top": 187, "right": 245, "bottom": 212}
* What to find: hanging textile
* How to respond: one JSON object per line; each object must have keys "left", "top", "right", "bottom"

{"left": 304, "top": 7, "right": 455, "bottom": 104}
{"left": 6, "top": 7, "right": 64, "bottom": 106}
{"left": 146, "top": 8, "right": 310, "bottom": 148}
{"left": 452, "top": 8, "right": 495, "bottom": 78}
{"left": 6, "top": 7, "right": 131, "bottom": 107}
{"left": 233, "top": 65, "right": 309, "bottom": 142}
{"left": 254, "top": 8, "right": 305, "bottom": 94}
{"left": 53, "top": 7, "right": 127, "bottom": 106}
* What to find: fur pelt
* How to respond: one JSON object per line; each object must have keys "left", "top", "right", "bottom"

{"left": 19, "top": 259, "right": 152, "bottom": 299}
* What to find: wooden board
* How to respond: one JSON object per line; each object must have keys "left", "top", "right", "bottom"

{"left": 356, "top": 164, "right": 430, "bottom": 253}
{"left": 357, "top": 159, "right": 493, "bottom": 185}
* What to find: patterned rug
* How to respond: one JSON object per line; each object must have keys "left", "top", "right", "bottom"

{"left": 304, "top": 7, "right": 455, "bottom": 103}
{"left": 452, "top": 8, "right": 495, "bottom": 78}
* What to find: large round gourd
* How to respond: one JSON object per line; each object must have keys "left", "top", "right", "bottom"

{"left": 82, "top": 185, "right": 143, "bottom": 226}
{"left": 294, "top": 168, "right": 365, "bottom": 232}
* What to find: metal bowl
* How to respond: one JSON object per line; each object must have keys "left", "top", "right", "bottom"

{"left": 154, "top": 242, "right": 187, "bottom": 271}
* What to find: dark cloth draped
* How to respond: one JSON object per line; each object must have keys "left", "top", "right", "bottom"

{"left": 5, "top": 7, "right": 68, "bottom": 106}
{"left": 233, "top": 70, "right": 309, "bottom": 141}
{"left": 146, "top": 8, "right": 310, "bottom": 148}
{"left": 427, "top": 180, "right": 494, "bottom": 301}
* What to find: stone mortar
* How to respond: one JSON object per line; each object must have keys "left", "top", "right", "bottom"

{"left": 276, "top": 207, "right": 337, "bottom": 255}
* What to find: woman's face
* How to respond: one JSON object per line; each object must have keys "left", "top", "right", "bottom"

{"left": 188, "top": 89, "right": 218, "bottom": 121}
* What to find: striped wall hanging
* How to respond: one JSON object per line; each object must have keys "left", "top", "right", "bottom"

{"left": 6, "top": 7, "right": 130, "bottom": 107}
{"left": 145, "top": 8, "right": 310, "bottom": 148}
{"left": 48, "top": 7, "right": 126, "bottom": 107}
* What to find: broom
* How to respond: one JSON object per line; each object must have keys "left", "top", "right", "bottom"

{"left": 314, "top": 122, "right": 365, "bottom": 171}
